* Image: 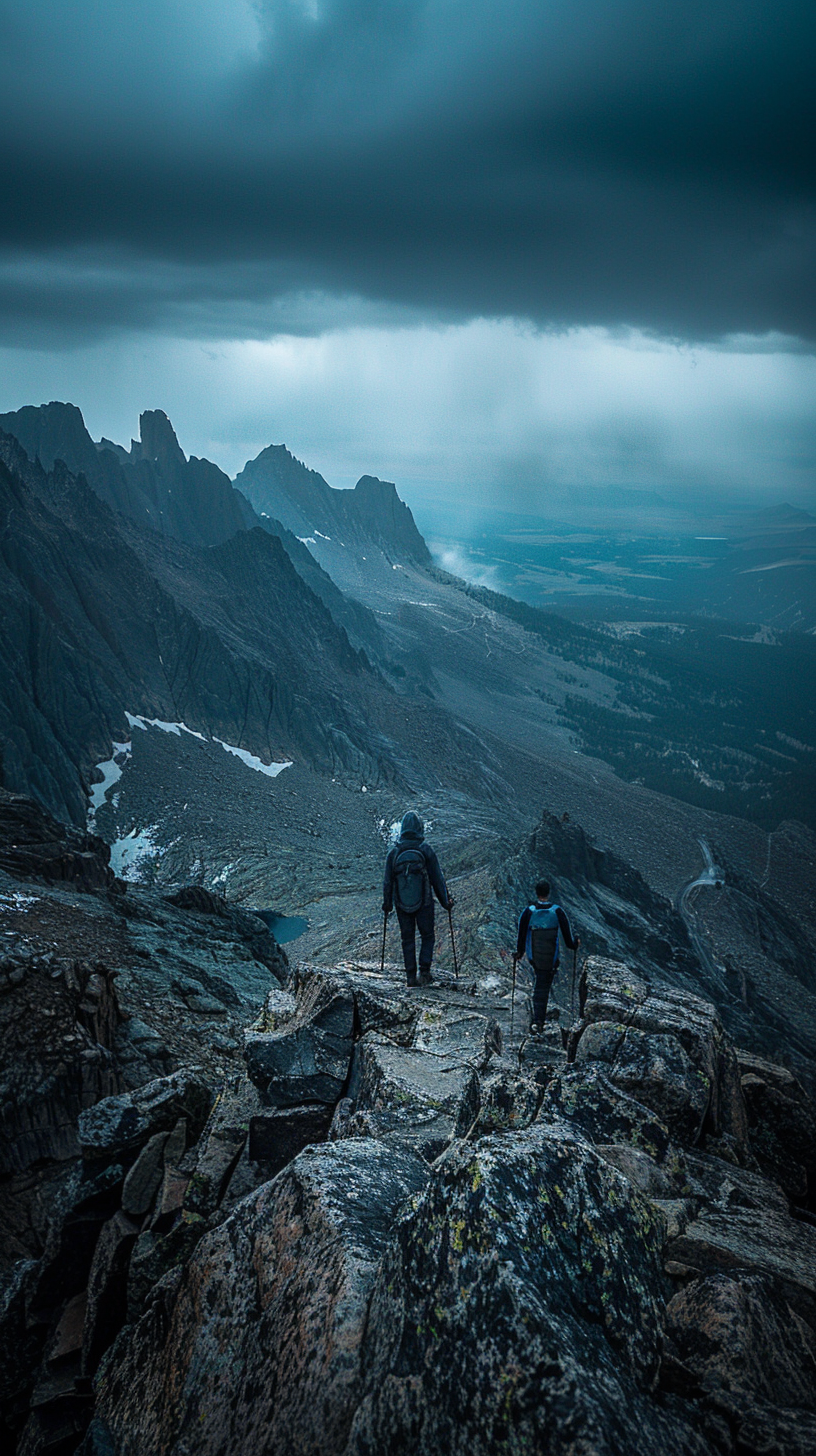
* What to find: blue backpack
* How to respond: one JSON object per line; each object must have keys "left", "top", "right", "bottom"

{"left": 527, "top": 903, "right": 561, "bottom": 973}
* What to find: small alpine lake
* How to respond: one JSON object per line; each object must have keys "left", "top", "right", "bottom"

{"left": 254, "top": 909, "right": 310, "bottom": 944}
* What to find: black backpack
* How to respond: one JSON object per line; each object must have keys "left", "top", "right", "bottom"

{"left": 393, "top": 845, "right": 430, "bottom": 912}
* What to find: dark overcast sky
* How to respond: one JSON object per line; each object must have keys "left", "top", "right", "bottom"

{"left": 0, "top": 2, "right": 814, "bottom": 503}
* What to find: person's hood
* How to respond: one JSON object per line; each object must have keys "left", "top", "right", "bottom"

{"left": 398, "top": 811, "right": 425, "bottom": 843}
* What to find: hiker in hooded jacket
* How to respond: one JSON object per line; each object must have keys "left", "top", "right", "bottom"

{"left": 514, "top": 879, "right": 580, "bottom": 1032}
{"left": 383, "top": 812, "right": 453, "bottom": 987}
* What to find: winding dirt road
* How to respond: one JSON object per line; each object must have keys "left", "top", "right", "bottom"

{"left": 676, "top": 837, "right": 724, "bottom": 978}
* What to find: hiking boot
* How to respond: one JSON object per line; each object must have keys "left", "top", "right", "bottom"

{"left": 406, "top": 973, "right": 418, "bottom": 987}
{"left": 418, "top": 969, "right": 434, "bottom": 986}
{"left": 530, "top": 1022, "right": 544, "bottom": 1036}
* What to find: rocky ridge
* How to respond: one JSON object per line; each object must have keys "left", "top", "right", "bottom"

{"left": 235, "top": 443, "right": 433, "bottom": 568}
{"left": 0, "top": 405, "right": 252, "bottom": 550}
{"left": 1, "top": 397, "right": 815, "bottom": 1454}
{"left": 2, "top": 794, "right": 814, "bottom": 1455}
{"left": 0, "top": 432, "right": 403, "bottom": 826}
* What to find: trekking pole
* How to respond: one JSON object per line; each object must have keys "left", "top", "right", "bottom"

{"left": 511, "top": 954, "right": 517, "bottom": 1039}
{"left": 380, "top": 911, "right": 388, "bottom": 975}
{"left": 447, "top": 906, "right": 459, "bottom": 983}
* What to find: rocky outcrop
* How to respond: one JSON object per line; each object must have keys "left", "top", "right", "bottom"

{"left": 77, "top": 1071, "right": 213, "bottom": 1163}
{"left": 0, "top": 403, "right": 252, "bottom": 550}
{"left": 3, "top": 944, "right": 815, "bottom": 1455}
{"left": 0, "top": 831, "right": 295, "bottom": 1450}
{"left": 244, "top": 969, "right": 356, "bottom": 1106}
{"left": 1, "top": 953, "right": 121, "bottom": 1177}
{"left": 235, "top": 446, "right": 432, "bottom": 566}
{"left": 162, "top": 887, "right": 289, "bottom": 988}
{"left": 347, "top": 1122, "right": 705, "bottom": 1456}
{"left": 0, "top": 437, "right": 395, "bottom": 824}
{"left": 94, "top": 1141, "right": 429, "bottom": 1456}
{"left": 576, "top": 958, "right": 749, "bottom": 1151}
{"left": 0, "top": 791, "right": 119, "bottom": 893}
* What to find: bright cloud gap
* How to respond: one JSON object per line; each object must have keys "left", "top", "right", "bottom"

{"left": 1, "top": 320, "right": 813, "bottom": 510}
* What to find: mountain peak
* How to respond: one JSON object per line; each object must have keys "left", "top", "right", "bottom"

{"left": 352, "top": 474, "right": 432, "bottom": 564}
{"left": 138, "top": 410, "right": 186, "bottom": 469}
{"left": 0, "top": 400, "right": 99, "bottom": 479}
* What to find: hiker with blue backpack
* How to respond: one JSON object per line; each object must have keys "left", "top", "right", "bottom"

{"left": 383, "top": 812, "right": 453, "bottom": 986}
{"left": 514, "top": 879, "right": 580, "bottom": 1033}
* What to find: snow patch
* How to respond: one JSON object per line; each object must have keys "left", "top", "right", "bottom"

{"left": 298, "top": 536, "right": 317, "bottom": 546}
{"left": 314, "top": 530, "right": 331, "bottom": 540}
{"left": 109, "top": 826, "right": 160, "bottom": 880}
{"left": 125, "top": 714, "right": 206, "bottom": 740}
{"left": 88, "top": 741, "right": 131, "bottom": 816}
{"left": 213, "top": 739, "right": 292, "bottom": 778}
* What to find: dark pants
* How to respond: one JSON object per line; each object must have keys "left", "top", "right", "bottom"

{"left": 396, "top": 903, "right": 435, "bottom": 977}
{"left": 532, "top": 961, "right": 558, "bottom": 1025}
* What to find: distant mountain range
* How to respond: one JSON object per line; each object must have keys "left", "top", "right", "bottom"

{"left": 0, "top": 402, "right": 431, "bottom": 567}
{"left": 0, "top": 402, "right": 441, "bottom": 824}
{"left": 1, "top": 399, "right": 814, "bottom": 846}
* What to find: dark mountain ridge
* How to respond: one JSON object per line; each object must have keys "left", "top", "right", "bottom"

{"left": 0, "top": 429, "right": 401, "bottom": 824}
{"left": 0, "top": 402, "right": 388, "bottom": 661}
{"left": 235, "top": 442, "right": 432, "bottom": 566}
{"left": 0, "top": 403, "right": 252, "bottom": 549}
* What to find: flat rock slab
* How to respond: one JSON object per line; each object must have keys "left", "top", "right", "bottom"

{"left": 183, "top": 1075, "right": 260, "bottom": 1215}
{"left": 682, "top": 1149, "right": 789, "bottom": 1216}
{"left": 319, "top": 963, "right": 419, "bottom": 1044}
{"left": 81, "top": 1210, "right": 139, "bottom": 1377}
{"left": 121, "top": 1132, "right": 168, "bottom": 1217}
{"left": 347, "top": 1037, "right": 473, "bottom": 1158}
{"left": 409, "top": 1002, "right": 502, "bottom": 1065}
{"left": 96, "top": 1139, "right": 429, "bottom": 1456}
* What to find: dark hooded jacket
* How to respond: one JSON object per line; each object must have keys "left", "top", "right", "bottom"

{"left": 383, "top": 812, "right": 450, "bottom": 913}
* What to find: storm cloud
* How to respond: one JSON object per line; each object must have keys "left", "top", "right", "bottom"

{"left": 2, "top": 0, "right": 814, "bottom": 344}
